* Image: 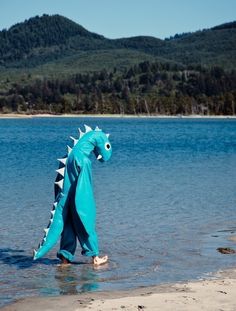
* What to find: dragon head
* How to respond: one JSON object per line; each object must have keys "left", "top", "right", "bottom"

{"left": 93, "top": 131, "right": 112, "bottom": 162}
{"left": 75, "top": 125, "right": 112, "bottom": 162}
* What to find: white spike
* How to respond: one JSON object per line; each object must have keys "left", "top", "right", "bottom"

{"left": 106, "top": 133, "right": 110, "bottom": 138}
{"left": 70, "top": 136, "right": 78, "bottom": 146}
{"left": 51, "top": 210, "right": 55, "bottom": 216}
{"left": 56, "top": 167, "right": 65, "bottom": 177}
{"left": 67, "top": 145, "right": 72, "bottom": 154}
{"left": 84, "top": 124, "right": 92, "bottom": 133}
{"left": 43, "top": 237, "right": 46, "bottom": 242}
{"left": 58, "top": 157, "right": 67, "bottom": 165}
{"left": 78, "top": 128, "right": 85, "bottom": 139}
{"left": 55, "top": 179, "right": 64, "bottom": 190}
{"left": 50, "top": 219, "right": 53, "bottom": 224}
{"left": 95, "top": 126, "right": 102, "bottom": 131}
{"left": 97, "top": 155, "right": 102, "bottom": 160}
{"left": 33, "top": 249, "right": 37, "bottom": 257}
{"left": 53, "top": 202, "right": 58, "bottom": 209}
{"left": 44, "top": 228, "right": 49, "bottom": 235}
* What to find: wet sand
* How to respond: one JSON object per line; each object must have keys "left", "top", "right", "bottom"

{"left": 1, "top": 268, "right": 236, "bottom": 311}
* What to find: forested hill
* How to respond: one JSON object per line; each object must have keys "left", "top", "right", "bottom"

{"left": 0, "top": 15, "right": 236, "bottom": 116}
{"left": 0, "top": 14, "right": 236, "bottom": 70}
{"left": 0, "top": 14, "right": 107, "bottom": 65}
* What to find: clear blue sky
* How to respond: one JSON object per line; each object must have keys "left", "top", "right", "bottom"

{"left": 0, "top": 0, "right": 236, "bottom": 39}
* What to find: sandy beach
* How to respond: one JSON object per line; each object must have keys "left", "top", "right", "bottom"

{"left": 1, "top": 268, "right": 236, "bottom": 311}
{"left": 0, "top": 113, "right": 236, "bottom": 119}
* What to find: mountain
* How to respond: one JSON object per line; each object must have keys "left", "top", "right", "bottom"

{"left": 0, "top": 14, "right": 236, "bottom": 75}
{"left": 0, "top": 15, "right": 236, "bottom": 116}
{"left": 0, "top": 14, "right": 107, "bottom": 65}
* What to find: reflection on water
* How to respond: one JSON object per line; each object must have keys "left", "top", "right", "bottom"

{"left": 0, "top": 117, "right": 236, "bottom": 307}
{"left": 55, "top": 263, "right": 100, "bottom": 294}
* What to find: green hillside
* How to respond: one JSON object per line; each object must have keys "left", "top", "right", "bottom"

{"left": 0, "top": 14, "right": 109, "bottom": 68}
{"left": 166, "top": 26, "right": 236, "bottom": 68}
{"left": 0, "top": 14, "right": 236, "bottom": 75}
{"left": 0, "top": 15, "right": 236, "bottom": 116}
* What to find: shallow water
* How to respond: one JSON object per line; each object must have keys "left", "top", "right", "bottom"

{"left": 0, "top": 117, "right": 236, "bottom": 307}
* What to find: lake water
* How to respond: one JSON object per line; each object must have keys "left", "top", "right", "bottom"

{"left": 0, "top": 117, "right": 236, "bottom": 307}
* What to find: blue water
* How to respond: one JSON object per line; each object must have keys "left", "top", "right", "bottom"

{"left": 0, "top": 117, "right": 236, "bottom": 307}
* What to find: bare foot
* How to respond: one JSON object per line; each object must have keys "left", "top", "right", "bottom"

{"left": 92, "top": 255, "right": 108, "bottom": 266}
{"left": 60, "top": 256, "right": 71, "bottom": 265}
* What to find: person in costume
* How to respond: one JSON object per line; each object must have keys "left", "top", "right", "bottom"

{"left": 33, "top": 125, "right": 112, "bottom": 265}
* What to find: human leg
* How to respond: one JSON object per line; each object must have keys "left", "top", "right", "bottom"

{"left": 57, "top": 207, "right": 77, "bottom": 263}
{"left": 70, "top": 206, "right": 99, "bottom": 257}
{"left": 71, "top": 207, "right": 108, "bottom": 265}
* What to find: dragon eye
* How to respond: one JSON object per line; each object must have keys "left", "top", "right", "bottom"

{"left": 105, "top": 143, "right": 111, "bottom": 150}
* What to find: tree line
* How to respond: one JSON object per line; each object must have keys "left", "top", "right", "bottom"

{"left": 0, "top": 61, "right": 236, "bottom": 115}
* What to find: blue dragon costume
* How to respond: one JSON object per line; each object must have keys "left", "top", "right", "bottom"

{"left": 33, "top": 125, "right": 112, "bottom": 261}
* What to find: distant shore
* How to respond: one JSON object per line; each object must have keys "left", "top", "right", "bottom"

{"left": 1, "top": 113, "right": 236, "bottom": 119}
{"left": 2, "top": 268, "right": 236, "bottom": 311}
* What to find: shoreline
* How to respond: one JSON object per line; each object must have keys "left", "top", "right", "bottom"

{"left": 0, "top": 113, "right": 236, "bottom": 119}
{"left": 1, "top": 267, "right": 236, "bottom": 311}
